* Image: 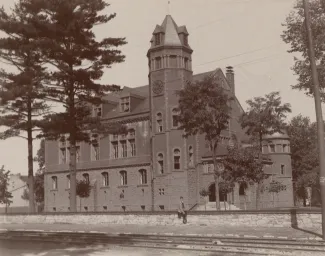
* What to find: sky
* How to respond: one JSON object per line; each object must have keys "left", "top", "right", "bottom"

{"left": 0, "top": 0, "right": 319, "bottom": 175}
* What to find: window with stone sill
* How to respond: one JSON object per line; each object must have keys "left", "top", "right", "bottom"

{"left": 188, "top": 145, "right": 194, "bottom": 167}
{"left": 157, "top": 153, "right": 164, "bottom": 174}
{"left": 169, "top": 55, "right": 177, "bottom": 68}
{"left": 280, "top": 164, "right": 285, "bottom": 175}
{"left": 173, "top": 149, "right": 181, "bottom": 170}
{"left": 129, "top": 139, "right": 136, "bottom": 157}
{"left": 139, "top": 169, "right": 147, "bottom": 185}
{"left": 91, "top": 134, "right": 100, "bottom": 161}
{"left": 120, "top": 170, "right": 127, "bottom": 186}
{"left": 102, "top": 172, "right": 109, "bottom": 187}
{"left": 51, "top": 176, "right": 58, "bottom": 190}
{"left": 112, "top": 141, "right": 119, "bottom": 159}
{"left": 172, "top": 108, "right": 180, "bottom": 128}
{"left": 121, "top": 140, "right": 127, "bottom": 158}
{"left": 156, "top": 113, "right": 163, "bottom": 133}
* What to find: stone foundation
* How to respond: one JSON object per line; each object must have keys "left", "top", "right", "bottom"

{"left": 0, "top": 209, "right": 320, "bottom": 229}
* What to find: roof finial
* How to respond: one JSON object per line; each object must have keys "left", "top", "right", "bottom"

{"left": 167, "top": 1, "right": 170, "bottom": 15}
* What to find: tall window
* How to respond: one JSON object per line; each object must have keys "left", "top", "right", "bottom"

{"left": 155, "top": 57, "right": 162, "bottom": 69}
{"left": 283, "top": 144, "right": 288, "bottom": 153}
{"left": 52, "top": 176, "right": 58, "bottom": 190}
{"left": 121, "top": 140, "right": 127, "bottom": 158}
{"left": 280, "top": 164, "right": 285, "bottom": 175}
{"left": 173, "top": 149, "right": 181, "bottom": 170}
{"left": 83, "top": 173, "right": 90, "bottom": 184}
{"left": 158, "top": 153, "right": 164, "bottom": 174}
{"left": 269, "top": 144, "right": 275, "bottom": 153}
{"left": 184, "top": 58, "right": 189, "bottom": 69}
{"left": 59, "top": 137, "right": 67, "bottom": 164}
{"left": 91, "top": 134, "right": 100, "bottom": 161}
{"left": 129, "top": 139, "right": 136, "bottom": 157}
{"left": 155, "top": 33, "right": 161, "bottom": 45}
{"left": 239, "top": 183, "right": 246, "bottom": 196}
{"left": 139, "top": 169, "right": 147, "bottom": 185}
{"left": 172, "top": 108, "right": 179, "bottom": 128}
{"left": 102, "top": 172, "right": 109, "bottom": 187}
{"left": 156, "top": 113, "right": 163, "bottom": 132}
{"left": 120, "top": 97, "right": 130, "bottom": 112}
{"left": 188, "top": 146, "right": 194, "bottom": 167}
{"left": 169, "top": 55, "right": 177, "bottom": 68}
{"left": 110, "top": 141, "right": 118, "bottom": 159}
{"left": 66, "top": 175, "right": 70, "bottom": 189}
{"left": 277, "top": 144, "right": 283, "bottom": 153}
{"left": 120, "top": 171, "right": 127, "bottom": 185}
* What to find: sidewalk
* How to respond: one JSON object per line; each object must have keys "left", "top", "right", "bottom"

{"left": 0, "top": 223, "right": 323, "bottom": 240}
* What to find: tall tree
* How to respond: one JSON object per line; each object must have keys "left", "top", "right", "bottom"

{"left": 0, "top": 3, "right": 50, "bottom": 213}
{"left": 287, "top": 115, "right": 318, "bottom": 204}
{"left": 282, "top": 0, "right": 325, "bottom": 100}
{"left": 240, "top": 91, "right": 291, "bottom": 209}
{"left": 21, "top": 0, "right": 127, "bottom": 211}
{"left": 222, "top": 144, "right": 267, "bottom": 209}
{"left": 177, "top": 75, "right": 233, "bottom": 210}
{"left": 0, "top": 166, "right": 13, "bottom": 210}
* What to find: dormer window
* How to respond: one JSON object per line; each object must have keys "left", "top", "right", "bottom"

{"left": 155, "top": 33, "right": 161, "bottom": 46}
{"left": 184, "top": 35, "right": 188, "bottom": 46}
{"left": 120, "top": 97, "right": 130, "bottom": 112}
{"left": 93, "top": 105, "right": 102, "bottom": 117}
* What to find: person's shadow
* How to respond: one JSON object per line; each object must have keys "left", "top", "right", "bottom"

{"left": 290, "top": 209, "right": 322, "bottom": 238}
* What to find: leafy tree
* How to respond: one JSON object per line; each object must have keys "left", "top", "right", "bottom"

{"left": 218, "top": 180, "right": 234, "bottom": 210}
{"left": 296, "top": 168, "right": 320, "bottom": 206}
{"left": 199, "top": 188, "right": 210, "bottom": 211}
{"left": 0, "top": 2, "right": 50, "bottom": 213}
{"left": 282, "top": 0, "right": 325, "bottom": 100}
{"left": 177, "top": 75, "right": 233, "bottom": 210}
{"left": 76, "top": 179, "right": 91, "bottom": 212}
{"left": 265, "top": 180, "right": 287, "bottom": 208}
{"left": 240, "top": 91, "right": 291, "bottom": 209}
{"left": 20, "top": 0, "right": 127, "bottom": 211}
{"left": 287, "top": 115, "right": 318, "bottom": 205}
{"left": 222, "top": 144, "right": 267, "bottom": 209}
{"left": 0, "top": 166, "right": 13, "bottom": 209}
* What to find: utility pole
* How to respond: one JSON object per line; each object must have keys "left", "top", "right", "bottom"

{"left": 303, "top": 0, "right": 325, "bottom": 240}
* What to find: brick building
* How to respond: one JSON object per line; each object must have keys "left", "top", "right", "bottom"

{"left": 44, "top": 15, "right": 293, "bottom": 212}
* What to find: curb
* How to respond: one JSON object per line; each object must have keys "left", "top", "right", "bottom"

{"left": 0, "top": 228, "right": 323, "bottom": 241}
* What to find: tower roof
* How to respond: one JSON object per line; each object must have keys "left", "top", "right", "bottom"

{"left": 161, "top": 15, "right": 182, "bottom": 46}
{"left": 149, "top": 15, "right": 191, "bottom": 49}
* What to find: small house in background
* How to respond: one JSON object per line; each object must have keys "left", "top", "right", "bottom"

{"left": 0, "top": 173, "right": 29, "bottom": 213}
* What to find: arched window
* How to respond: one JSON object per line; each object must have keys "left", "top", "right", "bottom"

{"left": 66, "top": 175, "right": 70, "bottom": 189}
{"left": 139, "top": 169, "right": 147, "bottom": 185}
{"left": 157, "top": 153, "right": 164, "bottom": 174}
{"left": 83, "top": 173, "right": 90, "bottom": 184}
{"left": 156, "top": 113, "right": 163, "bottom": 132}
{"left": 51, "top": 176, "right": 58, "bottom": 190}
{"left": 239, "top": 183, "right": 246, "bottom": 196}
{"left": 173, "top": 149, "right": 181, "bottom": 170}
{"left": 172, "top": 108, "right": 179, "bottom": 128}
{"left": 188, "top": 146, "right": 194, "bottom": 167}
{"left": 102, "top": 172, "right": 109, "bottom": 187}
{"left": 120, "top": 171, "right": 127, "bottom": 185}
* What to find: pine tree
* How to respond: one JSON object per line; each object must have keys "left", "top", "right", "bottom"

{"left": 21, "top": 0, "right": 127, "bottom": 211}
{"left": 0, "top": 2, "right": 50, "bottom": 213}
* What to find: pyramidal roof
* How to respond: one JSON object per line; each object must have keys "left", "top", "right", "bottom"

{"left": 160, "top": 15, "right": 182, "bottom": 46}
{"left": 150, "top": 15, "right": 189, "bottom": 47}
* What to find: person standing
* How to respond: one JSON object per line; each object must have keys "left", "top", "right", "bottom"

{"left": 178, "top": 196, "right": 187, "bottom": 224}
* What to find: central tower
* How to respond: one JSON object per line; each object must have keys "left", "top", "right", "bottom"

{"left": 147, "top": 15, "right": 194, "bottom": 210}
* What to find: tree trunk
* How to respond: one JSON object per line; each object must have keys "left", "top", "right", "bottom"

{"left": 27, "top": 97, "right": 35, "bottom": 213}
{"left": 256, "top": 132, "right": 263, "bottom": 210}
{"left": 212, "top": 144, "right": 220, "bottom": 210}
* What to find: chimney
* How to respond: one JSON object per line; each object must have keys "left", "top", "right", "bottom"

{"left": 226, "top": 66, "right": 235, "bottom": 93}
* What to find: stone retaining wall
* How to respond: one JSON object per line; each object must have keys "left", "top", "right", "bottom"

{"left": 0, "top": 210, "right": 321, "bottom": 229}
